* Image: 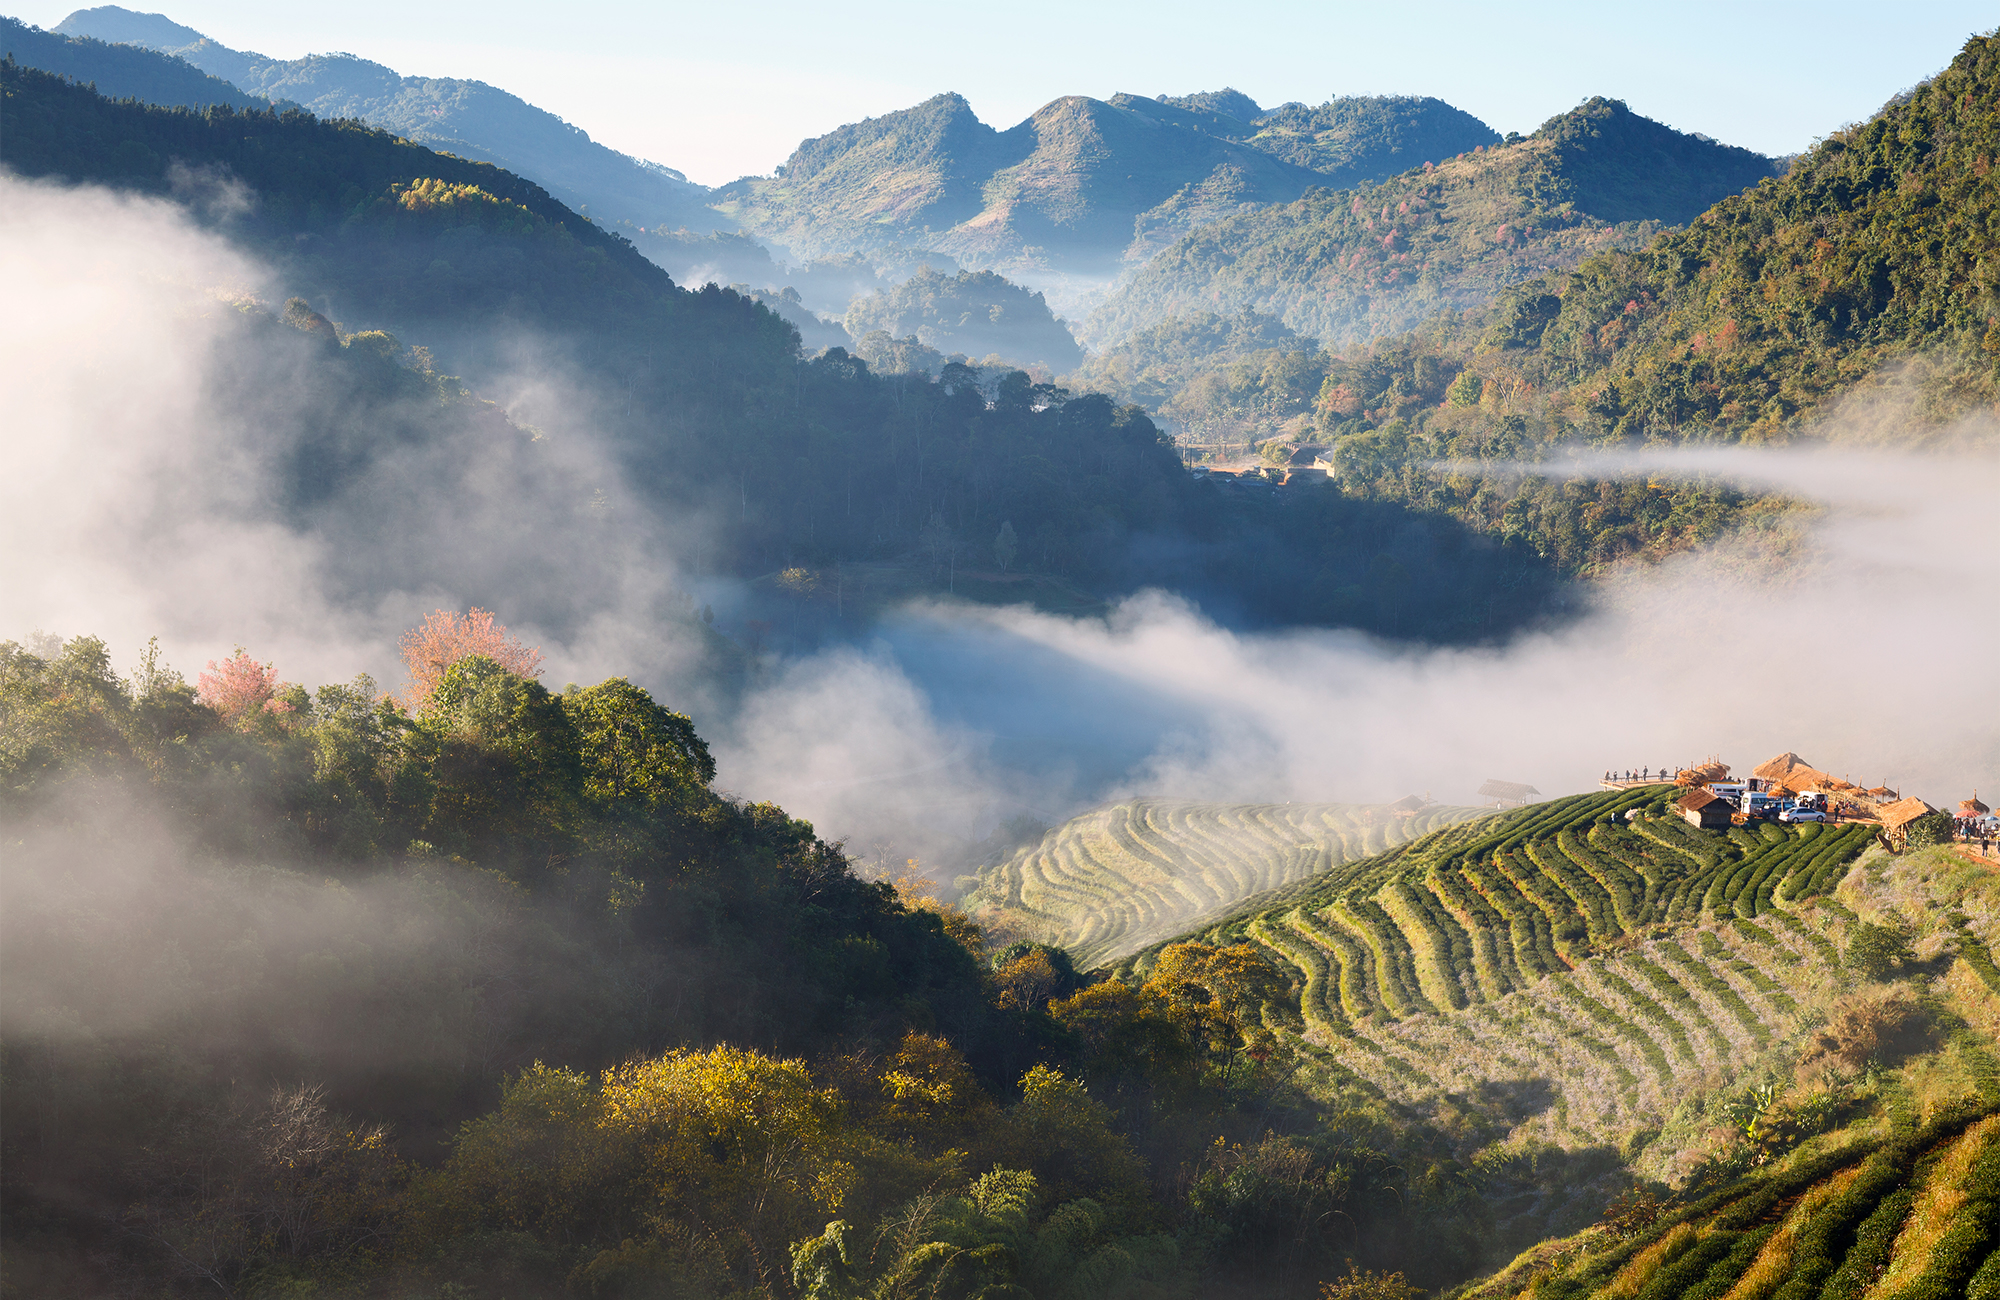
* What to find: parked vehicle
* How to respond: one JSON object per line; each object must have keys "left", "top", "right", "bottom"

{"left": 1781, "top": 807, "right": 1827, "bottom": 824}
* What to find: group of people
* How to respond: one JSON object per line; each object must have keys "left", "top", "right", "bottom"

{"left": 1959, "top": 820, "right": 1998, "bottom": 858}
{"left": 1605, "top": 767, "right": 1670, "bottom": 782}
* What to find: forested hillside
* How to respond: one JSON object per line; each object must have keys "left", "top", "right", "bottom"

{"left": 1239, "top": 93, "right": 1501, "bottom": 181}
{"left": 0, "top": 630, "right": 1522, "bottom": 1297}
{"left": 48, "top": 4, "right": 714, "bottom": 229}
{"left": 844, "top": 265, "right": 1084, "bottom": 371}
{"left": 711, "top": 91, "right": 1336, "bottom": 279}
{"left": 1087, "top": 98, "right": 1779, "bottom": 350}
{"left": 1271, "top": 31, "right": 2000, "bottom": 575}
{"left": 0, "top": 61, "right": 1567, "bottom": 641}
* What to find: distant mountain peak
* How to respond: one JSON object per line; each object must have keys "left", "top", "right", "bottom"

{"left": 1155, "top": 88, "right": 1263, "bottom": 122}
{"left": 53, "top": 4, "right": 205, "bottom": 50}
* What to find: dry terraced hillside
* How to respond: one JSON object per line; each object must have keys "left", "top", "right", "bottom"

{"left": 1470, "top": 1098, "right": 2000, "bottom": 1299}
{"left": 1114, "top": 791, "right": 1902, "bottom": 1201}
{"left": 966, "top": 798, "right": 1487, "bottom": 968}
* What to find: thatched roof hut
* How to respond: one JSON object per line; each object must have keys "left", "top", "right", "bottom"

{"left": 1754, "top": 753, "right": 1831, "bottom": 791}
{"left": 1478, "top": 779, "right": 1541, "bottom": 806}
{"left": 1880, "top": 797, "right": 1940, "bottom": 847}
{"left": 1961, "top": 792, "right": 1991, "bottom": 819}
{"left": 1679, "top": 757, "right": 1731, "bottom": 785}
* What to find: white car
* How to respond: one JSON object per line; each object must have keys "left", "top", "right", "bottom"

{"left": 1780, "top": 807, "right": 1827, "bottom": 824}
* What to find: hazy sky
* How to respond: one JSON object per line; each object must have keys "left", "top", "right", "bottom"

{"left": 26, "top": 1, "right": 1997, "bottom": 186}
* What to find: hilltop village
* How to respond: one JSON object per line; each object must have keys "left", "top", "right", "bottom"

{"left": 1592, "top": 751, "right": 1995, "bottom": 861}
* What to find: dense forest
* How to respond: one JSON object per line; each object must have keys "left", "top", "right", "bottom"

{"left": 0, "top": 59, "right": 1565, "bottom": 643}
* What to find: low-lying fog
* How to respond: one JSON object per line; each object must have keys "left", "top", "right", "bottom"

{"left": 5, "top": 171, "right": 1995, "bottom": 876}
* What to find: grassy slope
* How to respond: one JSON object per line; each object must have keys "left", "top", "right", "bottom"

{"left": 1085, "top": 98, "right": 1776, "bottom": 349}
{"left": 967, "top": 798, "right": 1488, "bottom": 967}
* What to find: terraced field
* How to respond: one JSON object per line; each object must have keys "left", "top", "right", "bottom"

{"left": 1472, "top": 1101, "right": 2000, "bottom": 1299}
{"left": 1115, "top": 788, "right": 1881, "bottom": 1165}
{"left": 966, "top": 798, "right": 1487, "bottom": 967}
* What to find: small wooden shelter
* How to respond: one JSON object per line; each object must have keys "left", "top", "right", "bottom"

{"left": 1676, "top": 788, "right": 1735, "bottom": 830}
{"left": 1386, "top": 794, "right": 1428, "bottom": 818}
{"left": 1478, "top": 779, "right": 1541, "bottom": 807}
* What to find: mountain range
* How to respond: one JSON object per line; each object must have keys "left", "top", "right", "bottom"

{"left": 1085, "top": 97, "right": 1783, "bottom": 349}
{"left": 15, "top": 7, "right": 1790, "bottom": 367}
{"left": 710, "top": 89, "right": 1502, "bottom": 283}
{"left": 48, "top": 4, "right": 714, "bottom": 229}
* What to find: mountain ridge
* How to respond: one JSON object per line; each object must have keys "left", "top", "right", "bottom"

{"left": 1085, "top": 96, "right": 1781, "bottom": 350}
{"left": 50, "top": 4, "right": 715, "bottom": 229}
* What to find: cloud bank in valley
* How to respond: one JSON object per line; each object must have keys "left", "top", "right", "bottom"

{"left": 716, "top": 445, "right": 2000, "bottom": 863}
{"left": 4, "top": 170, "right": 1993, "bottom": 880}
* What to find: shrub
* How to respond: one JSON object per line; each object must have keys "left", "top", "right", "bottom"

{"left": 1848, "top": 922, "right": 1916, "bottom": 981}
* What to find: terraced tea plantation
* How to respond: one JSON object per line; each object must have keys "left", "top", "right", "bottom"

{"left": 966, "top": 798, "right": 1486, "bottom": 967}
{"left": 1473, "top": 1102, "right": 2000, "bottom": 1300}
{"left": 1116, "top": 789, "right": 1880, "bottom": 1166}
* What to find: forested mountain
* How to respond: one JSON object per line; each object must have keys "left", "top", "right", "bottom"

{"left": 1239, "top": 93, "right": 1502, "bottom": 181}
{"left": 48, "top": 4, "right": 715, "bottom": 229}
{"left": 710, "top": 91, "right": 1333, "bottom": 279}
{"left": 0, "top": 13, "right": 272, "bottom": 109}
{"left": 0, "top": 61, "right": 1565, "bottom": 641}
{"left": 1087, "top": 97, "right": 1780, "bottom": 350}
{"left": 1282, "top": 30, "right": 2000, "bottom": 575}
{"left": 711, "top": 89, "right": 1502, "bottom": 284}
{"left": 844, "top": 266, "right": 1084, "bottom": 371}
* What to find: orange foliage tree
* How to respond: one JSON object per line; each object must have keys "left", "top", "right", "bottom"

{"left": 398, "top": 608, "right": 543, "bottom": 711}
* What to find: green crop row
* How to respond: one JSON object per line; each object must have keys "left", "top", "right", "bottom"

{"left": 1657, "top": 939, "right": 1770, "bottom": 1046}
{"left": 1959, "top": 926, "right": 2000, "bottom": 996}
{"left": 1591, "top": 963, "right": 1700, "bottom": 1066}
{"left": 1627, "top": 954, "right": 1733, "bottom": 1056}
{"left": 1549, "top": 977, "right": 1674, "bottom": 1088}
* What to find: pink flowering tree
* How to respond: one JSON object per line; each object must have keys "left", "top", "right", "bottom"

{"left": 398, "top": 608, "right": 543, "bottom": 711}
{"left": 196, "top": 649, "right": 294, "bottom": 729}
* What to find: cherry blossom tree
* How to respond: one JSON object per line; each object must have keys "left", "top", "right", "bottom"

{"left": 195, "top": 649, "right": 293, "bottom": 728}
{"left": 397, "top": 608, "right": 543, "bottom": 710}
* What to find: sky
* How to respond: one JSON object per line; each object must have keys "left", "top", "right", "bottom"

{"left": 25, "top": 1, "right": 1998, "bottom": 186}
